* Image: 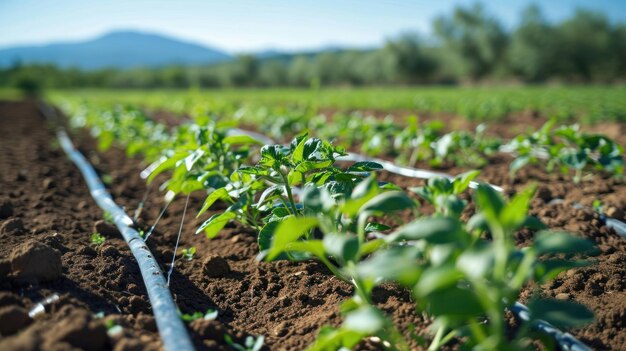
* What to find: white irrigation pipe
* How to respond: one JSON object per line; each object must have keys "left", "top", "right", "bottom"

{"left": 52, "top": 127, "right": 195, "bottom": 350}
{"left": 338, "top": 152, "right": 504, "bottom": 192}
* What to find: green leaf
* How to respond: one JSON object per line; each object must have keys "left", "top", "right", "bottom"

{"left": 421, "top": 286, "right": 483, "bottom": 318}
{"left": 260, "top": 145, "right": 289, "bottom": 168}
{"left": 307, "top": 326, "right": 364, "bottom": 351}
{"left": 522, "top": 216, "right": 547, "bottom": 230}
{"left": 344, "top": 306, "right": 386, "bottom": 334}
{"left": 500, "top": 185, "right": 536, "bottom": 231}
{"left": 386, "top": 217, "right": 463, "bottom": 244}
{"left": 258, "top": 221, "right": 280, "bottom": 252}
{"left": 223, "top": 134, "right": 263, "bottom": 145}
{"left": 415, "top": 265, "right": 464, "bottom": 297}
{"left": 364, "top": 222, "right": 391, "bottom": 233}
{"left": 347, "top": 161, "right": 383, "bottom": 172}
{"left": 456, "top": 243, "right": 494, "bottom": 279}
{"left": 323, "top": 233, "right": 360, "bottom": 263}
{"left": 181, "top": 180, "right": 204, "bottom": 194}
{"left": 526, "top": 298, "right": 594, "bottom": 328}
{"left": 285, "top": 240, "right": 326, "bottom": 259}
{"left": 147, "top": 152, "right": 186, "bottom": 184}
{"left": 196, "top": 211, "right": 236, "bottom": 238}
{"left": 361, "top": 191, "right": 415, "bottom": 214}
{"left": 534, "top": 231, "right": 596, "bottom": 255}
{"left": 510, "top": 156, "right": 531, "bottom": 174}
{"left": 266, "top": 216, "right": 319, "bottom": 260}
{"left": 475, "top": 183, "right": 504, "bottom": 227}
{"left": 356, "top": 246, "right": 422, "bottom": 286}
{"left": 292, "top": 135, "right": 307, "bottom": 163}
{"left": 184, "top": 149, "right": 205, "bottom": 171}
{"left": 197, "top": 188, "right": 229, "bottom": 217}
{"left": 453, "top": 170, "right": 480, "bottom": 194}
{"left": 341, "top": 177, "right": 380, "bottom": 217}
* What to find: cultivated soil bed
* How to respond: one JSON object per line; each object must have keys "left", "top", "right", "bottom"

{"left": 1, "top": 100, "right": 626, "bottom": 350}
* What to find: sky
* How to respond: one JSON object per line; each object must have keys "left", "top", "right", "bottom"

{"left": 1, "top": 0, "right": 625, "bottom": 53}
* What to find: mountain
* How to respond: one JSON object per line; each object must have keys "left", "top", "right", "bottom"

{"left": 0, "top": 30, "right": 232, "bottom": 70}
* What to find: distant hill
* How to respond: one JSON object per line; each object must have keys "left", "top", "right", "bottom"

{"left": 0, "top": 30, "right": 232, "bottom": 70}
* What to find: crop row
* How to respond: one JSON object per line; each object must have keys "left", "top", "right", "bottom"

{"left": 59, "top": 96, "right": 624, "bottom": 184}
{"left": 56, "top": 100, "right": 608, "bottom": 350}
{"left": 50, "top": 86, "right": 626, "bottom": 122}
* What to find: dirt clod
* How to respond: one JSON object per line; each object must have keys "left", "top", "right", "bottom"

{"left": 203, "top": 254, "right": 231, "bottom": 278}
{"left": 606, "top": 206, "right": 625, "bottom": 221}
{"left": 44, "top": 308, "right": 107, "bottom": 351}
{"left": 134, "top": 313, "right": 157, "bottom": 332}
{"left": 0, "top": 305, "right": 32, "bottom": 335}
{"left": 94, "top": 219, "right": 121, "bottom": 237}
{"left": 1, "top": 217, "right": 24, "bottom": 234}
{"left": 42, "top": 177, "right": 55, "bottom": 189}
{"left": 189, "top": 318, "right": 226, "bottom": 340}
{"left": 10, "top": 240, "right": 62, "bottom": 283}
{"left": 113, "top": 338, "right": 144, "bottom": 351}
{"left": 0, "top": 200, "right": 13, "bottom": 219}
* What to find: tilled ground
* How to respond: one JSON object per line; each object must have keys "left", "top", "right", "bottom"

{"left": 1, "top": 100, "right": 626, "bottom": 350}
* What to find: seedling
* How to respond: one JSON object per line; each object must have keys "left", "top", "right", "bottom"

{"left": 103, "top": 211, "right": 114, "bottom": 224}
{"left": 181, "top": 247, "right": 196, "bottom": 261}
{"left": 90, "top": 232, "right": 105, "bottom": 246}
{"left": 180, "top": 309, "right": 218, "bottom": 322}
{"left": 225, "top": 334, "right": 265, "bottom": 351}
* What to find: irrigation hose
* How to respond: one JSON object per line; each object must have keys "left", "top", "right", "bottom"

{"left": 44, "top": 107, "right": 195, "bottom": 350}
{"left": 510, "top": 302, "right": 591, "bottom": 351}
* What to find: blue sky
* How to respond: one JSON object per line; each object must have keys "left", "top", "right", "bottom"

{"left": 1, "top": 0, "right": 625, "bottom": 53}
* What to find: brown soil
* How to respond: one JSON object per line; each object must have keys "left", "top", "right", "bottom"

{"left": 1, "top": 100, "right": 625, "bottom": 350}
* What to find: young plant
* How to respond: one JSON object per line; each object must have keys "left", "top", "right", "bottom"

{"left": 507, "top": 119, "right": 624, "bottom": 183}
{"left": 180, "top": 309, "right": 218, "bottom": 322}
{"left": 90, "top": 232, "right": 106, "bottom": 246}
{"left": 261, "top": 175, "right": 417, "bottom": 349}
{"left": 409, "top": 171, "right": 480, "bottom": 217}
{"left": 103, "top": 211, "right": 114, "bottom": 224}
{"left": 181, "top": 247, "right": 196, "bottom": 261}
{"left": 196, "top": 134, "right": 380, "bottom": 240}
{"left": 305, "top": 184, "right": 594, "bottom": 350}
{"left": 225, "top": 334, "right": 265, "bottom": 351}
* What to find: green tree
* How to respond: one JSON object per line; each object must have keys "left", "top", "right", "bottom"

{"left": 433, "top": 4, "right": 508, "bottom": 80}
{"left": 385, "top": 33, "right": 437, "bottom": 83}
{"left": 508, "top": 5, "right": 558, "bottom": 82}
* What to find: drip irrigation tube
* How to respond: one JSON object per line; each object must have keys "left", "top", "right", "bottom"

{"left": 510, "top": 302, "right": 591, "bottom": 351}
{"left": 45, "top": 107, "right": 195, "bottom": 350}
{"left": 338, "top": 152, "right": 504, "bottom": 192}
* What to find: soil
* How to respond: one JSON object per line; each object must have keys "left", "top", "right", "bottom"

{"left": 1, "top": 100, "right": 625, "bottom": 350}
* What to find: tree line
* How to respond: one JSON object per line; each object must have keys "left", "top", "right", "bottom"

{"left": 2, "top": 4, "right": 626, "bottom": 92}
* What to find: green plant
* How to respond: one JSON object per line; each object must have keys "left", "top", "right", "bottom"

{"left": 266, "top": 183, "right": 595, "bottom": 350}
{"left": 225, "top": 334, "right": 265, "bottom": 351}
{"left": 181, "top": 247, "right": 196, "bottom": 261}
{"left": 195, "top": 134, "right": 379, "bottom": 240}
{"left": 180, "top": 309, "right": 218, "bottom": 322}
{"left": 103, "top": 211, "right": 114, "bottom": 224}
{"left": 410, "top": 171, "right": 480, "bottom": 217}
{"left": 90, "top": 232, "right": 106, "bottom": 246}
{"left": 508, "top": 119, "right": 624, "bottom": 183}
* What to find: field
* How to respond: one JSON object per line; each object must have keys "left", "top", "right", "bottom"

{"left": 1, "top": 86, "right": 626, "bottom": 351}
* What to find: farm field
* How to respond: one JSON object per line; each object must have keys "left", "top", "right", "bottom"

{"left": 49, "top": 86, "right": 626, "bottom": 122}
{"left": 1, "top": 86, "right": 626, "bottom": 350}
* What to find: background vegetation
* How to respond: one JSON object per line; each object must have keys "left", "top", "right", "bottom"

{"left": 2, "top": 4, "right": 626, "bottom": 93}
